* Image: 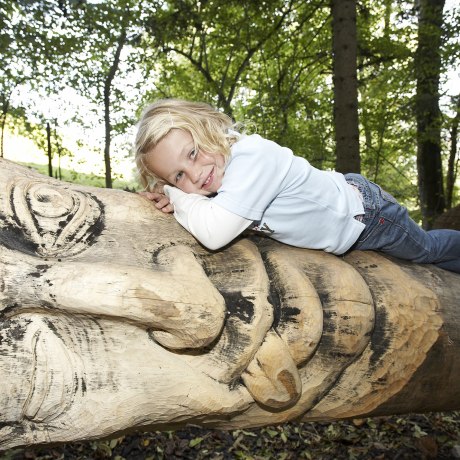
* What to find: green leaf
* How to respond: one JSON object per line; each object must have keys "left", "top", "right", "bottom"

{"left": 189, "top": 437, "right": 203, "bottom": 447}
{"left": 266, "top": 428, "right": 278, "bottom": 438}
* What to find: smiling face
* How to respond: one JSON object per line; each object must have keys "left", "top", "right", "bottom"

{"left": 144, "top": 129, "right": 226, "bottom": 196}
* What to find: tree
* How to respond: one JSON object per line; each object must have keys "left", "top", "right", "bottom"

{"left": 0, "top": 1, "right": 29, "bottom": 158}
{"left": 143, "top": 0, "right": 309, "bottom": 114}
{"left": 102, "top": 26, "right": 128, "bottom": 188}
{"left": 446, "top": 95, "right": 460, "bottom": 209}
{"left": 0, "top": 87, "right": 12, "bottom": 158}
{"left": 240, "top": 3, "right": 333, "bottom": 167}
{"left": 46, "top": 120, "right": 52, "bottom": 176}
{"left": 62, "top": 0, "right": 142, "bottom": 188}
{"left": 1, "top": 1, "right": 84, "bottom": 167}
{"left": 331, "top": 0, "right": 360, "bottom": 173}
{"left": 415, "top": 0, "right": 446, "bottom": 229}
{"left": 7, "top": 0, "right": 146, "bottom": 188}
{"left": 141, "top": 0, "right": 338, "bottom": 168}
{"left": 0, "top": 158, "right": 459, "bottom": 450}
{"left": 3, "top": 0, "right": 458, "bottom": 210}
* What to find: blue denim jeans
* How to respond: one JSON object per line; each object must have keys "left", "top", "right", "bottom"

{"left": 345, "top": 173, "right": 460, "bottom": 273}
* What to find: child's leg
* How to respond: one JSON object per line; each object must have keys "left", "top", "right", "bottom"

{"left": 345, "top": 174, "right": 460, "bottom": 273}
{"left": 420, "top": 229, "right": 460, "bottom": 272}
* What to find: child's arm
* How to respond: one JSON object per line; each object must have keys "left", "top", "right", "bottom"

{"left": 165, "top": 186, "right": 252, "bottom": 250}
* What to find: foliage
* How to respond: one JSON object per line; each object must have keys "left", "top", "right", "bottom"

{"left": 137, "top": 0, "right": 458, "bottom": 208}
{"left": 1, "top": 0, "right": 459, "bottom": 206}
{"left": 141, "top": 0, "right": 336, "bottom": 169}
{"left": 357, "top": 0, "right": 419, "bottom": 201}
{"left": 3, "top": 413, "right": 460, "bottom": 459}
{"left": 2, "top": 0, "right": 151, "bottom": 186}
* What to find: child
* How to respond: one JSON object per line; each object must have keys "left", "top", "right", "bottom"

{"left": 135, "top": 98, "right": 460, "bottom": 274}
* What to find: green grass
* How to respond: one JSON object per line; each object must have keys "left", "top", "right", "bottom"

{"left": 18, "top": 161, "right": 139, "bottom": 191}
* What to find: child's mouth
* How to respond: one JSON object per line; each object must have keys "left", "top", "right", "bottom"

{"left": 202, "top": 168, "right": 214, "bottom": 189}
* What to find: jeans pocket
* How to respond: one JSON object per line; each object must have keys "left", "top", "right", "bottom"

{"left": 355, "top": 216, "right": 384, "bottom": 247}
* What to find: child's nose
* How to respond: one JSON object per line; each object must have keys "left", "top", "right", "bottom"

{"left": 188, "top": 167, "right": 201, "bottom": 183}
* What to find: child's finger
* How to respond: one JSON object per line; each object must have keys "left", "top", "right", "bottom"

{"left": 138, "top": 191, "right": 157, "bottom": 201}
{"left": 138, "top": 192, "right": 173, "bottom": 212}
{"left": 154, "top": 196, "right": 171, "bottom": 209}
{"left": 161, "top": 203, "right": 174, "bottom": 213}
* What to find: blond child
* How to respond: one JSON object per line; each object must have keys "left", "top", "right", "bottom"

{"left": 135, "top": 99, "right": 460, "bottom": 273}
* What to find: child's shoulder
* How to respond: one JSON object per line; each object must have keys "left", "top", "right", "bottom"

{"left": 229, "top": 134, "right": 293, "bottom": 170}
{"left": 233, "top": 134, "right": 292, "bottom": 158}
{"left": 232, "top": 133, "right": 269, "bottom": 152}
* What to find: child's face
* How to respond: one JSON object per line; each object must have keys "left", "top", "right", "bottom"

{"left": 145, "top": 129, "right": 226, "bottom": 196}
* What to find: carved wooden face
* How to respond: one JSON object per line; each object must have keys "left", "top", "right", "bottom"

{"left": 0, "top": 159, "right": 445, "bottom": 450}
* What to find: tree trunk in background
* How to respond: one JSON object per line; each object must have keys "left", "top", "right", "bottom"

{"left": 446, "top": 95, "right": 459, "bottom": 210}
{"left": 331, "top": 0, "right": 360, "bottom": 174}
{"left": 103, "top": 28, "right": 126, "bottom": 189}
{"left": 0, "top": 93, "right": 10, "bottom": 159}
{"left": 415, "top": 0, "right": 445, "bottom": 229}
{"left": 46, "top": 121, "right": 52, "bottom": 177}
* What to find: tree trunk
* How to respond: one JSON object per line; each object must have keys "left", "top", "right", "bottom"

{"left": 331, "top": 0, "right": 360, "bottom": 174}
{"left": 46, "top": 121, "right": 53, "bottom": 177}
{"left": 446, "top": 95, "right": 459, "bottom": 209}
{"left": 103, "top": 28, "right": 126, "bottom": 189}
{"left": 0, "top": 93, "right": 10, "bottom": 159}
{"left": 0, "top": 158, "right": 459, "bottom": 450}
{"left": 415, "top": 0, "right": 446, "bottom": 229}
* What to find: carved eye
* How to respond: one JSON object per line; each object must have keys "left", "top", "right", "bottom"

{"left": 2, "top": 179, "right": 104, "bottom": 258}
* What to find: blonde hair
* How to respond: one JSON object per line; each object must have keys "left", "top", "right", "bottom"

{"left": 134, "top": 99, "right": 241, "bottom": 191}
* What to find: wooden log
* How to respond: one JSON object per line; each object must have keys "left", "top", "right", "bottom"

{"left": 0, "top": 158, "right": 459, "bottom": 450}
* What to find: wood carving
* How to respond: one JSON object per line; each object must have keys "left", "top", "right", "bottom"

{"left": 0, "top": 158, "right": 459, "bottom": 450}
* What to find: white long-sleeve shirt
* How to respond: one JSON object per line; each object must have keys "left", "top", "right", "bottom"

{"left": 164, "top": 186, "right": 252, "bottom": 250}
{"left": 165, "top": 134, "right": 365, "bottom": 254}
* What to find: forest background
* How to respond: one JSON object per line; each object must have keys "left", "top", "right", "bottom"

{"left": 1, "top": 0, "right": 459, "bottom": 229}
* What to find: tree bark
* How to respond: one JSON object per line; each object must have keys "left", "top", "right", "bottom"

{"left": 446, "top": 95, "right": 459, "bottom": 210}
{"left": 415, "top": 0, "right": 446, "bottom": 229}
{"left": 0, "top": 158, "right": 459, "bottom": 450}
{"left": 103, "top": 28, "right": 126, "bottom": 189}
{"left": 0, "top": 92, "right": 10, "bottom": 159}
{"left": 331, "top": 0, "right": 361, "bottom": 173}
{"left": 46, "top": 121, "right": 52, "bottom": 178}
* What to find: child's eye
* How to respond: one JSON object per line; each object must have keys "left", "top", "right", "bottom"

{"left": 189, "top": 149, "right": 197, "bottom": 159}
{"left": 175, "top": 171, "right": 184, "bottom": 182}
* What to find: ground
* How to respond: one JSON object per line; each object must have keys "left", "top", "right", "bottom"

{"left": 2, "top": 412, "right": 459, "bottom": 459}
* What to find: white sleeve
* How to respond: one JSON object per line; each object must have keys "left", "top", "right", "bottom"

{"left": 164, "top": 186, "right": 252, "bottom": 250}
{"left": 213, "top": 134, "right": 294, "bottom": 220}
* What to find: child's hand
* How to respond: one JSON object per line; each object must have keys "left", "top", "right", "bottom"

{"left": 138, "top": 191, "right": 174, "bottom": 213}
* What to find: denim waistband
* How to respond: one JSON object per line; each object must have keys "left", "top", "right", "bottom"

{"left": 344, "top": 173, "right": 380, "bottom": 226}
